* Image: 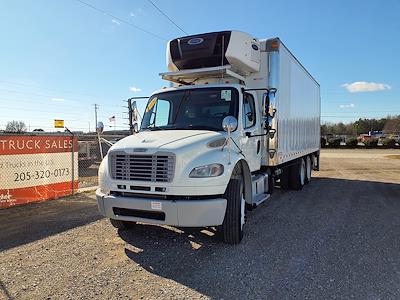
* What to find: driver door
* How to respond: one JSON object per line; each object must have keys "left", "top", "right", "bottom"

{"left": 240, "top": 92, "right": 262, "bottom": 172}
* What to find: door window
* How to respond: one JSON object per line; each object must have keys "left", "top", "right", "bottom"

{"left": 242, "top": 93, "right": 256, "bottom": 129}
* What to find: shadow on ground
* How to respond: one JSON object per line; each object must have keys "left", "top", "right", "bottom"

{"left": 0, "top": 280, "right": 12, "bottom": 300}
{"left": 118, "top": 177, "right": 400, "bottom": 299}
{"left": 0, "top": 193, "right": 102, "bottom": 252}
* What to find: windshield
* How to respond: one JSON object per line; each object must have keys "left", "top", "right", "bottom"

{"left": 141, "top": 87, "right": 239, "bottom": 131}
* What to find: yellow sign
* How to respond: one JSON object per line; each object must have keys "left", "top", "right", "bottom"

{"left": 146, "top": 97, "right": 157, "bottom": 112}
{"left": 54, "top": 119, "right": 65, "bottom": 128}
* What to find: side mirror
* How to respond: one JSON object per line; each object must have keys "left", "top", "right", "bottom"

{"left": 222, "top": 116, "right": 238, "bottom": 132}
{"left": 133, "top": 123, "right": 139, "bottom": 133}
{"left": 222, "top": 116, "right": 237, "bottom": 165}
{"left": 131, "top": 101, "right": 139, "bottom": 123}
{"left": 246, "top": 111, "right": 254, "bottom": 122}
{"left": 96, "top": 121, "right": 104, "bottom": 134}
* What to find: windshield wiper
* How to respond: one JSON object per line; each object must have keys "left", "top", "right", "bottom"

{"left": 144, "top": 125, "right": 220, "bottom": 131}
{"left": 186, "top": 125, "right": 221, "bottom": 131}
{"left": 144, "top": 125, "right": 178, "bottom": 131}
{"left": 144, "top": 126, "right": 165, "bottom": 131}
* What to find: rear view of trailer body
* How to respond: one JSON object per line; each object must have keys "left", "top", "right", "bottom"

{"left": 265, "top": 39, "right": 320, "bottom": 166}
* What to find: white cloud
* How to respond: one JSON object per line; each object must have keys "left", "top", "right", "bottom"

{"left": 111, "top": 19, "right": 121, "bottom": 25}
{"left": 342, "top": 81, "right": 391, "bottom": 93}
{"left": 339, "top": 103, "right": 355, "bottom": 109}
{"left": 51, "top": 98, "right": 65, "bottom": 102}
{"left": 129, "top": 86, "right": 142, "bottom": 93}
{"left": 130, "top": 8, "right": 143, "bottom": 17}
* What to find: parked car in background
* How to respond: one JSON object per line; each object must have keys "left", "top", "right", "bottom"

{"left": 388, "top": 135, "right": 400, "bottom": 143}
{"left": 359, "top": 134, "right": 371, "bottom": 142}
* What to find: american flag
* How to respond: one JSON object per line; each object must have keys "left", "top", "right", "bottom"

{"left": 108, "top": 116, "right": 115, "bottom": 122}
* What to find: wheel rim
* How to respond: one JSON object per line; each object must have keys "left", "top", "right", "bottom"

{"left": 300, "top": 160, "right": 305, "bottom": 185}
{"left": 306, "top": 157, "right": 311, "bottom": 181}
{"left": 240, "top": 195, "right": 245, "bottom": 230}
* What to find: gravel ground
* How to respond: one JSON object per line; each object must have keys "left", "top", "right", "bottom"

{"left": 78, "top": 163, "right": 99, "bottom": 188}
{"left": 1, "top": 149, "right": 400, "bottom": 299}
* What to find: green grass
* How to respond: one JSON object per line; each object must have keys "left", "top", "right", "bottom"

{"left": 385, "top": 155, "right": 400, "bottom": 159}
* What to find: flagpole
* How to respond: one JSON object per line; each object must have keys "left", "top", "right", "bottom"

{"left": 108, "top": 116, "right": 116, "bottom": 134}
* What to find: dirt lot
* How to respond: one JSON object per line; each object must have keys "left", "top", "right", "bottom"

{"left": 1, "top": 149, "right": 400, "bottom": 299}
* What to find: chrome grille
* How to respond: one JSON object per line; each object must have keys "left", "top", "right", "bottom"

{"left": 109, "top": 152, "right": 175, "bottom": 182}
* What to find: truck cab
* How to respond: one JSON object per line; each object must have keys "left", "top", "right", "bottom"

{"left": 96, "top": 30, "right": 320, "bottom": 244}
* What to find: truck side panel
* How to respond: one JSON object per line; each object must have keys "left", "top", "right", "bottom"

{"left": 272, "top": 43, "right": 320, "bottom": 165}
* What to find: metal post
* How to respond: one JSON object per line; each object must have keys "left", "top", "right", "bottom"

{"left": 94, "top": 104, "right": 99, "bottom": 130}
{"left": 227, "top": 127, "right": 231, "bottom": 165}
{"left": 97, "top": 132, "right": 104, "bottom": 159}
{"left": 71, "top": 133, "right": 75, "bottom": 195}
{"left": 65, "top": 127, "right": 75, "bottom": 195}
{"left": 127, "top": 96, "right": 149, "bottom": 135}
{"left": 128, "top": 98, "right": 133, "bottom": 135}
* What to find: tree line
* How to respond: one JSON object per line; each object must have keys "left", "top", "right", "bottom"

{"left": 3, "top": 117, "right": 400, "bottom": 136}
{"left": 321, "top": 115, "right": 400, "bottom": 136}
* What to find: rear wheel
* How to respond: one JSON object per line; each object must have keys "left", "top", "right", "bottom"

{"left": 279, "top": 168, "right": 290, "bottom": 189}
{"left": 220, "top": 177, "right": 245, "bottom": 244}
{"left": 289, "top": 158, "right": 305, "bottom": 190}
{"left": 268, "top": 174, "right": 275, "bottom": 195}
{"left": 305, "top": 156, "right": 312, "bottom": 184}
{"left": 109, "top": 219, "right": 136, "bottom": 230}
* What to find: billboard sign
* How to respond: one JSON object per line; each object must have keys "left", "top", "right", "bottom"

{"left": 0, "top": 135, "right": 78, "bottom": 209}
{"left": 54, "top": 119, "right": 65, "bottom": 128}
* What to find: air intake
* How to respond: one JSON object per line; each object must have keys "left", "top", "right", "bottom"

{"left": 109, "top": 152, "right": 175, "bottom": 183}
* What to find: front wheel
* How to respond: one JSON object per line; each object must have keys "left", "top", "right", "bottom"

{"left": 219, "top": 177, "right": 245, "bottom": 244}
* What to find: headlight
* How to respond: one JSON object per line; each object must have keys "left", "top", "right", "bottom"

{"left": 189, "top": 163, "right": 224, "bottom": 178}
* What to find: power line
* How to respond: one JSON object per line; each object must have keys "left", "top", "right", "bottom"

{"left": 0, "top": 89, "right": 99, "bottom": 108}
{"left": 146, "top": 0, "right": 188, "bottom": 35}
{"left": 74, "top": 0, "right": 167, "bottom": 41}
{"left": 0, "top": 92, "right": 127, "bottom": 111}
{"left": 0, "top": 80, "right": 102, "bottom": 99}
{"left": 0, "top": 105, "right": 92, "bottom": 116}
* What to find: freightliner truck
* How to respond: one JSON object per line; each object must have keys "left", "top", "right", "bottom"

{"left": 96, "top": 31, "right": 320, "bottom": 244}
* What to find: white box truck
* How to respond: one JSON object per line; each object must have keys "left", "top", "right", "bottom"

{"left": 96, "top": 31, "right": 320, "bottom": 244}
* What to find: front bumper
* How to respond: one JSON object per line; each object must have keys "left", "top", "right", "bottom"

{"left": 96, "top": 189, "right": 227, "bottom": 227}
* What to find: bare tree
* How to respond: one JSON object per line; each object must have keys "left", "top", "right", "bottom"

{"left": 384, "top": 117, "right": 400, "bottom": 134}
{"left": 5, "top": 120, "right": 27, "bottom": 133}
{"left": 321, "top": 116, "right": 400, "bottom": 137}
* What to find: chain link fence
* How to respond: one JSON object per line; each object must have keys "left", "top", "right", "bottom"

{"left": 0, "top": 132, "right": 128, "bottom": 208}
{"left": 77, "top": 133, "right": 127, "bottom": 188}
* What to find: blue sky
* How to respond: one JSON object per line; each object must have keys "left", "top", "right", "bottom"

{"left": 0, "top": 0, "right": 399, "bottom": 131}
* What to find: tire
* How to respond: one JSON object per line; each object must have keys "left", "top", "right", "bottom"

{"left": 289, "top": 159, "right": 305, "bottom": 190}
{"left": 305, "top": 156, "right": 312, "bottom": 184}
{"left": 268, "top": 174, "right": 275, "bottom": 195}
{"left": 280, "top": 167, "right": 290, "bottom": 189}
{"left": 109, "top": 218, "right": 136, "bottom": 230}
{"left": 220, "top": 177, "right": 245, "bottom": 244}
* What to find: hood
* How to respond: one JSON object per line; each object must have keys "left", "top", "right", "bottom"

{"left": 110, "top": 130, "right": 223, "bottom": 152}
